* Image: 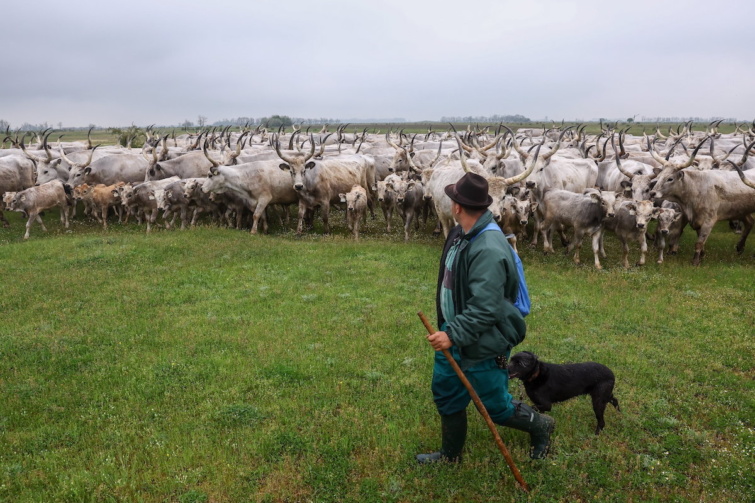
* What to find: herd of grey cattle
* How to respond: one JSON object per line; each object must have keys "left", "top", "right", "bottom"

{"left": 1, "top": 121, "right": 754, "bottom": 268}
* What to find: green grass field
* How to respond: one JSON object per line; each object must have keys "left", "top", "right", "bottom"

{"left": 0, "top": 208, "right": 753, "bottom": 502}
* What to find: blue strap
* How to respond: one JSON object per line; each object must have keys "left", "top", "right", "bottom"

{"left": 468, "top": 222, "right": 531, "bottom": 317}
{"left": 468, "top": 222, "right": 503, "bottom": 242}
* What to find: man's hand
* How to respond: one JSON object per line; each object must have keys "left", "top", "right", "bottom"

{"left": 426, "top": 331, "right": 452, "bottom": 351}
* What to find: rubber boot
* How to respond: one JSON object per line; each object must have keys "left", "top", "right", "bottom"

{"left": 416, "top": 409, "right": 467, "bottom": 464}
{"left": 501, "top": 401, "right": 555, "bottom": 459}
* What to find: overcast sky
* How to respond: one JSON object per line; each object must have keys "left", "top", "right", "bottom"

{"left": 2, "top": 0, "right": 753, "bottom": 128}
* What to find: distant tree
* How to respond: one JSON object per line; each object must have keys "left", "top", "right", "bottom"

{"left": 260, "top": 115, "right": 293, "bottom": 128}
{"left": 0, "top": 119, "right": 9, "bottom": 132}
{"left": 181, "top": 119, "right": 194, "bottom": 130}
{"left": 197, "top": 115, "right": 208, "bottom": 128}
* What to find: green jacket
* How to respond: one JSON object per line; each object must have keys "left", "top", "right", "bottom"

{"left": 435, "top": 211, "right": 526, "bottom": 370}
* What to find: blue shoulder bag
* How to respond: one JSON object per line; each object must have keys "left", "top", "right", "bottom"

{"left": 469, "top": 222, "right": 531, "bottom": 317}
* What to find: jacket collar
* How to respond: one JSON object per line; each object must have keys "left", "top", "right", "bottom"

{"left": 461, "top": 210, "right": 494, "bottom": 241}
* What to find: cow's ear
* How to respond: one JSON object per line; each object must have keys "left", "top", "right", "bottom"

{"left": 673, "top": 212, "right": 682, "bottom": 222}
{"left": 648, "top": 180, "right": 657, "bottom": 190}
{"left": 112, "top": 190, "right": 118, "bottom": 197}
{"left": 620, "top": 180, "right": 632, "bottom": 189}
{"left": 652, "top": 167, "right": 662, "bottom": 175}
{"left": 678, "top": 171, "right": 685, "bottom": 180}
{"left": 20, "top": 195, "right": 26, "bottom": 202}
{"left": 279, "top": 163, "right": 290, "bottom": 171}
{"left": 305, "top": 161, "right": 316, "bottom": 170}
{"left": 627, "top": 203, "right": 636, "bottom": 215}
{"left": 652, "top": 208, "right": 661, "bottom": 217}
{"left": 509, "top": 186, "right": 521, "bottom": 197}
{"left": 84, "top": 167, "right": 92, "bottom": 175}
{"left": 407, "top": 181, "right": 415, "bottom": 190}
{"left": 409, "top": 152, "right": 416, "bottom": 158}
{"left": 531, "top": 201, "right": 538, "bottom": 212}
{"left": 339, "top": 193, "right": 346, "bottom": 203}
{"left": 589, "top": 192, "right": 601, "bottom": 203}
{"left": 355, "top": 192, "right": 362, "bottom": 200}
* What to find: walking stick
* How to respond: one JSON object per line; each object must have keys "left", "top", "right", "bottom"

{"left": 418, "top": 311, "right": 529, "bottom": 493}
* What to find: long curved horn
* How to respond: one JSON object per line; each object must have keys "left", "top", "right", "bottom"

{"left": 385, "top": 131, "right": 400, "bottom": 150}
{"left": 288, "top": 130, "right": 300, "bottom": 151}
{"left": 455, "top": 135, "right": 470, "bottom": 173}
{"left": 41, "top": 131, "right": 54, "bottom": 161}
{"left": 303, "top": 134, "right": 316, "bottom": 163}
{"left": 87, "top": 126, "right": 94, "bottom": 149}
{"left": 503, "top": 142, "right": 542, "bottom": 185}
{"left": 202, "top": 140, "right": 219, "bottom": 168}
{"left": 725, "top": 160, "right": 755, "bottom": 189}
{"left": 611, "top": 134, "right": 634, "bottom": 179}
{"left": 317, "top": 133, "right": 333, "bottom": 157}
{"left": 733, "top": 139, "right": 755, "bottom": 168}
{"left": 273, "top": 134, "right": 295, "bottom": 164}
{"left": 665, "top": 137, "right": 683, "bottom": 161}
{"left": 647, "top": 136, "right": 669, "bottom": 166}
{"left": 500, "top": 125, "right": 529, "bottom": 161}
{"left": 20, "top": 134, "right": 42, "bottom": 162}
{"left": 542, "top": 126, "right": 573, "bottom": 161}
{"left": 674, "top": 136, "right": 709, "bottom": 170}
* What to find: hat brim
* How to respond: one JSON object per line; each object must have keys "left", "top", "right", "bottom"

{"left": 445, "top": 183, "right": 493, "bottom": 209}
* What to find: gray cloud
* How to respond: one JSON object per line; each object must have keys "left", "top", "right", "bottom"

{"left": 1, "top": 0, "right": 753, "bottom": 127}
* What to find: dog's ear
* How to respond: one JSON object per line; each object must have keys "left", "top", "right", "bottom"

{"left": 523, "top": 351, "right": 538, "bottom": 361}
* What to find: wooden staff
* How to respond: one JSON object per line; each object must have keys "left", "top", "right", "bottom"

{"left": 418, "top": 311, "right": 529, "bottom": 493}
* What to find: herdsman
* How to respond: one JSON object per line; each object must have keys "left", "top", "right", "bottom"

{"left": 417, "top": 172, "right": 555, "bottom": 463}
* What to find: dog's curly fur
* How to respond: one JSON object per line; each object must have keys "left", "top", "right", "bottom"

{"left": 507, "top": 351, "right": 620, "bottom": 435}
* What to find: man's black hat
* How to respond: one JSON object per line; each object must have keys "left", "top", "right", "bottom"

{"left": 445, "top": 172, "right": 493, "bottom": 209}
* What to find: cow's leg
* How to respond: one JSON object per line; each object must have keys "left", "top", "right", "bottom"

{"left": 0, "top": 211, "right": 9, "bottom": 228}
{"left": 251, "top": 198, "right": 271, "bottom": 235}
{"left": 541, "top": 220, "right": 555, "bottom": 254}
{"left": 529, "top": 213, "right": 541, "bottom": 247}
{"left": 656, "top": 232, "right": 667, "bottom": 264}
{"left": 101, "top": 205, "right": 109, "bottom": 230}
{"left": 296, "top": 201, "right": 307, "bottom": 234}
{"left": 735, "top": 214, "right": 754, "bottom": 254}
{"left": 691, "top": 222, "right": 715, "bottom": 265}
{"left": 571, "top": 229, "right": 585, "bottom": 265}
{"left": 637, "top": 232, "right": 648, "bottom": 266}
{"left": 321, "top": 202, "right": 331, "bottom": 234}
{"left": 591, "top": 230, "right": 602, "bottom": 269}
{"left": 35, "top": 214, "right": 47, "bottom": 232}
{"left": 507, "top": 235, "right": 518, "bottom": 254}
{"left": 234, "top": 206, "right": 244, "bottom": 230}
{"left": 621, "top": 237, "right": 630, "bottom": 268}
{"left": 179, "top": 207, "right": 188, "bottom": 230}
{"left": 25, "top": 212, "right": 40, "bottom": 239}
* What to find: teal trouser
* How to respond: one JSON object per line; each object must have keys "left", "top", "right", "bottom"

{"left": 431, "top": 342, "right": 515, "bottom": 424}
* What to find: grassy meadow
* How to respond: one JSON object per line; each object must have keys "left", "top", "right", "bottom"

{"left": 0, "top": 207, "right": 753, "bottom": 502}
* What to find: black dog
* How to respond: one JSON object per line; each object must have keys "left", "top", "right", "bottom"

{"left": 507, "top": 351, "right": 620, "bottom": 435}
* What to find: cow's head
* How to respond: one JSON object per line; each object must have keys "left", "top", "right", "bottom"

{"left": 625, "top": 200, "right": 659, "bottom": 229}
{"left": 655, "top": 207, "right": 682, "bottom": 235}
{"left": 274, "top": 134, "right": 316, "bottom": 191}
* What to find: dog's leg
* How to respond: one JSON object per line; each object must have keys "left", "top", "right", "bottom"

{"left": 609, "top": 395, "right": 620, "bottom": 412}
{"left": 592, "top": 382, "right": 614, "bottom": 435}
